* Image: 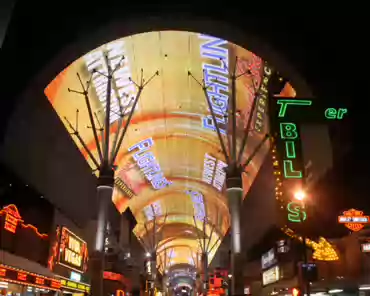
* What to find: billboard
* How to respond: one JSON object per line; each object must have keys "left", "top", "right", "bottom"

{"left": 56, "top": 227, "right": 88, "bottom": 273}
{"left": 45, "top": 31, "right": 274, "bottom": 264}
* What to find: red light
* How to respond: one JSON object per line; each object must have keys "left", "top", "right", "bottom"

{"left": 35, "top": 277, "right": 45, "bottom": 285}
{"left": 292, "top": 288, "right": 300, "bottom": 296}
{"left": 17, "top": 273, "right": 27, "bottom": 281}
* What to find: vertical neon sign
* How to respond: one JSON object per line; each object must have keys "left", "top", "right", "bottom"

{"left": 271, "top": 98, "right": 313, "bottom": 223}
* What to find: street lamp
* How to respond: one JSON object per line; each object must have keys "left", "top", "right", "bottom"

{"left": 294, "top": 190, "right": 306, "bottom": 201}
{"left": 294, "top": 189, "right": 310, "bottom": 296}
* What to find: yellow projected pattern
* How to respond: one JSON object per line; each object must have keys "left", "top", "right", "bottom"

{"left": 45, "top": 31, "right": 271, "bottom": 269}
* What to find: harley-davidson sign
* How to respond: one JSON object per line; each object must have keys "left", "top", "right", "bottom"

{"left": 338, "top": 209, "right": 370, "bottom": 232}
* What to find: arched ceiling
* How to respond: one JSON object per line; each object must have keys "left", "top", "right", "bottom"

{"left": 44, "top": 30, "right": 297, "bottom": 269}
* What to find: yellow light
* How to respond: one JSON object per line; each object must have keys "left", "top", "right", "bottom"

{"left": 294, "top": 190, "right": 306, "bottom": 201}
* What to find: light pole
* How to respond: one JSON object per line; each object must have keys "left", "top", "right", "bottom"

{"left": 188, "top": 59, "right": 272, "bottom": 295}
{"left": 294, "top": 190, "right": 310, "bottom": 296}
{"left": 65, "top": 56, "right": 159, "bottom": 296}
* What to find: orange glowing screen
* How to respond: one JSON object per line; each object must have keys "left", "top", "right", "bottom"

{"left": 44, "top": 31, "right": 288, "bottom": 266}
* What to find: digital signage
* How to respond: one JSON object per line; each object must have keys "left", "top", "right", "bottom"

{"left": 57, "top": 227, "right": 88, "bottom": 273}
{"left": 0, "top": 264, "right": 61, "bottom": 291}
{"left": 45, "top": 31, "right": 278, "bottom": 265}
{"left": 261, "top": 248, "right": 277, "bottom": 270}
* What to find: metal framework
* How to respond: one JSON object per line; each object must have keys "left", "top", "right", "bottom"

{"left": 188, "top": 57, "right": 270, "bottom": 295}
{"left": 65, "top": 54, "right": 159, "bottom": 296}
{"left": 193, "top": 215, "right": 221, "bottom": 295}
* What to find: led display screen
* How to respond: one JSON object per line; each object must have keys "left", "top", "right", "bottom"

{"left": 45, "top": 31, "right": 272, "bottom": 266}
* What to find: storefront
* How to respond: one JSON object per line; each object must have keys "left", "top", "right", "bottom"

{"left": 0, "top": 203, "right": 61, "bottom": 296}
{"left": 47, "top": 227, "right": 90, "bottom": 296}
{"left": 103, "top": 271, "right": 130, "bottom": 296}
{"left": 0, "top": 263, "right": 61, "bottom": 296}
{"left": 57, "top": 277, "right": 90, "bottom": 295}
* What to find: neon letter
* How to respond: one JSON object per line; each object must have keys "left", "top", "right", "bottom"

{"left": 324, "top": 108, "right": 337, "bottom": 119}
{"left": 287, "top": 201, "right": 307, "bottom": 222}
{"left": 285, "top": 141, "right": 296, "bottom": 159}
{"left": 283, "top": 160, "right": 302, "bottom": 178}
{"left": 277, "top": 99, "right": 312, "bottom": 118}
{"left": 337, "top": 108, "right": 348, "bottom": 119}
{"left": 280, "top": 123, "right": 298, "bottom": 139}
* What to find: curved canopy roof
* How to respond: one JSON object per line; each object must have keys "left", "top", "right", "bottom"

{"left": 44, "top": 31, "right": 294, "bottom": 271}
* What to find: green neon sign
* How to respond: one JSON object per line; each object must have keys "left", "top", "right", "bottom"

{"left": 287, "top": 201, "right": 307, "bottom": 223}
{"left": 324, "top": 108, "right": 348, "bottom": 120}
{"left": 279, "top": 122, "right": 302, "bottom": 179}
{"left": 276, "top": 99, "right": 311, "bottom": 221}
{"left": 277, "top": 99, "right": 312, "bottom": 117}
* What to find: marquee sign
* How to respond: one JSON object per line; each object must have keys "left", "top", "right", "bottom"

{"left": 0, "top": 204, "right": 48, "bottom": 238}
{"left": 0, "top": 264, "right": 61, "bottom": 291}
{"left": 338, "top": 209, "right": 369, "bottom": 232}
{"left": 60, "top": 278, "right": 90, "bottom": 293}
{"left": 57, "top": 227, "right": 88, "bottom": 273}
{"left": 269, "top": 97, "right": 349, "bottom": 225}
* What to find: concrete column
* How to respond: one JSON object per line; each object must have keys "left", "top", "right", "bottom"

{"left": 201, "top": 252, "right": 208, "bottom": 294}
{"left": 226, "top": 172, "right": 244, "bottom": 295}
{"left": 90, "top": 172, "right": 114, "bottom": 296}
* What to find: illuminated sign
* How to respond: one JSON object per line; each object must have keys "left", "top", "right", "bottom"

{"left": 361, "top": 243, "right": 370, "bottom": 252}
{"left": 270, "top": 99, "right": 310, "bottom": 224}
{"left": 338, "top": 209, "right": 369, "bottom": 232}
{"left": 57, "top": 227, "right": 88, "bottom": 272}
{"left": 287, "top": 201, "right": 307, "bottom": 223}
{"left": 0, "top": 204, "right": 48, "bottom": 238}
{"left": 262, "top": 266, "right": 280, "bottom": 286}
{"left": 0, "top": 264, "right": 61, "bottom": 291}
{"left": 60, "top": 279, "right": 90, "bottom": 293}
{"left": 324, "top": 108, "right": 347, "bottom": 120}
{"left": 103, "top": 271, "right": 124, "bottom": 282}
{"left": 276, "top": 239, "right": 289, "bottom": 253}
{"left": 200, "top": 35, "right": 229, "bottom": 134}
{"left": 143, "top": 201, "right": 162, "bottom": 220}
{"left": 202, "top": 153, "right": 227, "bottom": 191}
{"left": 114, "top": 177, "right": 136, "bottom": 199}
{"left": 128, "top": 138, "right": 172, "bottom": 190}
{"left": 261, "top": 248, "right": 277, "bottom": 270}
{"left": 186, "top": 190, "right": 205, "bottom": 220}
{"left": 253, "top": 65, "right": 272, "bottom": 133}
{"left": 45, "top": 31, "right": 274, "bottom": 265}
{"left": 70, "top": 271, "right": 81, "bottom": 282}
{"left": 83, "top": 39, "right": 134, "bottom": 123}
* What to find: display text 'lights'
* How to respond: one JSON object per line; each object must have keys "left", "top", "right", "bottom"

{"left": 202, "top": 153, "right": 227, "bottom": 191}
{"left": 0, "top": 204, "right": 48, "bottom": 238}
{"left": 199, "top": 34, "right": 229, "bottom": 135}
{"left": 338, "top": 209, "right": 369, "bottom": 232}
{"left": 128, "top": 138, "right": 172, "bottom": 190}
{"left": 57, "top": 227, "right": 88, "bottom": 273}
